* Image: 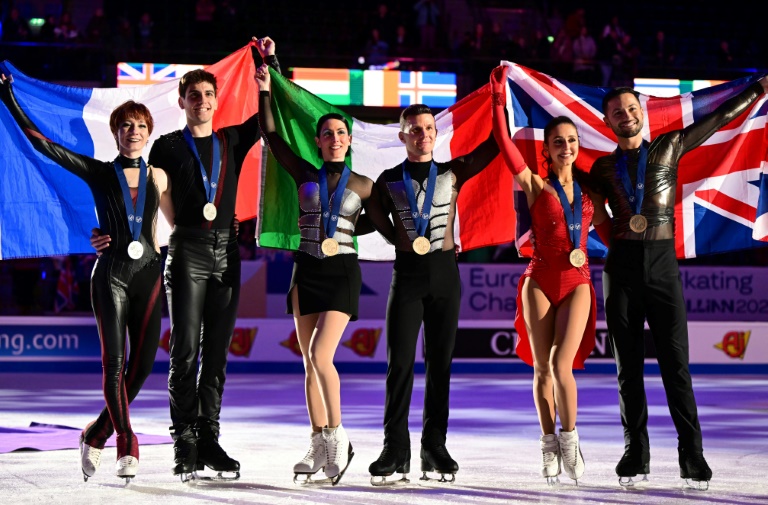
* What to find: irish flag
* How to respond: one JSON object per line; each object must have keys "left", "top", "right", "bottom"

{"left": 258, "top": 68, "right": 515, "bottom": 261}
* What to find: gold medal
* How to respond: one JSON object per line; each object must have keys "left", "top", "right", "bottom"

{"left": 412, "top": 236, "right": 430, "bottom": 255}
{"left": 203, "top": 202, "right": 217, "bottom": 221}
{"left": 569, "top": 248, "right": 586, "bottom": 268}
{"left": 629, "top": 214, "right": 647, "bottom": 233}
{"left": 321, "top": 237, "right": 339, "bottom": 256}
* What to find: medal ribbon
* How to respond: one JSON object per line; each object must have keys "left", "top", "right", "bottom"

{"left": 183, "top": 126, "right": 221, "bottom": 205}
{"left": 402, "top": 161, "right": 438, "bottom": 238}
{"left": 113, "top": 158, "right": 148, "bottom": 244}
{"left": 318, "top": 164, "right": 351, "bottom": 239}
{"left": 616, "top": 141, "right": 648, "bottom": 214}
{"left": 549, "top": 174, "right": 583, "bottom": 250}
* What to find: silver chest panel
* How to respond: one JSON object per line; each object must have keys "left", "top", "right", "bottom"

{"left": 297, "top": 181, "right": 362, "bottom": 258}
{"left": 387, "top": 170, "right": 452, "bottom": 252}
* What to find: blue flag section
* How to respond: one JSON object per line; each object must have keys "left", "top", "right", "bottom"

{"left": 0, "top": 61, "right": 98, "bottom": 259}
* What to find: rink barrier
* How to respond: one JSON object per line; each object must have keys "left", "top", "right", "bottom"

{"left": 0, "top": 317, "right": 765, "bottom": 374}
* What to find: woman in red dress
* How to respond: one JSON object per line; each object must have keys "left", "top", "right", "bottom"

{"left": 491, "top": 65, "right": 611, "bottom": 485}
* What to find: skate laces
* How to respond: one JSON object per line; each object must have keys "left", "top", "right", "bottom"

{"left": 302, "top": 435, "right": 324, "bottom": 463}
{"left": 542, "top": 449, "right": 557, "bottom": 465}
{"left": 560, "top": 437, "right": 578, "bottom": 467}
{"left": 81, "top": 441, "right": 102, "bottom": 470}
{"left": 326, "top": 432, "right": 341, "bottom": 465}
{"left": 117, "top": 455, "right": 137, "bottom": 467}
{"left": 377, "top": 445, "right": 397, "bottom": 462}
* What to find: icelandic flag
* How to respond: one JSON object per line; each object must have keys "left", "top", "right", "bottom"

{"left": 500, "top": 61, "right": 768, "bottom": 259}
{"left": 0, "top": 43, "right": 262, "bottom": 260}
{"left": 398, "top": 71, "right": 457, "bottom": 108}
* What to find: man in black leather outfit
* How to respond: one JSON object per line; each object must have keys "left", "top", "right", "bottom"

{"left": 591, "top": 75, "right": 768, "bottom": 487}
{"left": 92, "top": 37, "right": 282, "bottom": 480}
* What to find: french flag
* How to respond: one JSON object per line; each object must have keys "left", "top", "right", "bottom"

{"left": 0, "top": 44, "right": 261, "bottom": 260}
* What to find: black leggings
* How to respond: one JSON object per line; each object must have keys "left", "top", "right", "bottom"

{"left": 603, "top": 239, "right": 702, "bottom": 453}
{"left": 165, "top": 227, "right": 240, "bottom": 432}
{"left": 83, "top": 256, "right": 162, "bottom": 458}
{"left": 383, "top": 249, "right": 461, "bottom": 449}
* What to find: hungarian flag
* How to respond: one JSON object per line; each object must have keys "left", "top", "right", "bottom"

{"left": 0, "top": 43, "right": 261, "bottom": 260}
{"left": 258, "top": 68, "right": 513, "bottom": 260}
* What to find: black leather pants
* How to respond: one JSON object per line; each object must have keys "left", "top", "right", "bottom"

{"left": 165, "top": 227, "right": 241, "bottom": 433}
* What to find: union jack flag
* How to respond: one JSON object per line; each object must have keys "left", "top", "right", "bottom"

{"left": 117, "top": 62, "right": 205, "bottom": 87}
{"left": 399, "top": 71, "right": 457, "bottom": 108}
{"left": 501, "top": 61, "right": 768, "bottom": 259}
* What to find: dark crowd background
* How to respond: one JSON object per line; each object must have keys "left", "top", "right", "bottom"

{"left": 1, "top": 0, "right": 767, "bottom": 315}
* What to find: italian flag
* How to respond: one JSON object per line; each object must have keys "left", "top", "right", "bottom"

{"left": 258, "top": 68, "right": 516, "bottom": 260}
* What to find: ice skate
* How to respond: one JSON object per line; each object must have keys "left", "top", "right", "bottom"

{"left": 558, "top": 428, "right": 585, "bottom": 484}
{"left": 419, "top": 444, "right": 458, "bottom": 483}
{"left": 197, "top": 422, "right": 240, "bottom": 481}
{"left": 369, "top": 445, "right": 410, "bottom": 486}
{"left": 616, "top": 447, "right": 650, "bottom": 487}
{"left": 115, "top": 432, "right": 139, "bottom": 483}
{"left": 171, "top": 425, "right": 198, "bottom": 483}
{"left": 79, "top": 435, "right": 103, "bottom": 482}
{"left": 540, "top": 433, "right": 561, "bottom": 486}
{"left": 323, "top": 424, "right": 354, "bottom": 486}
{"left": 293, "top": 431, "right": 330, "bottom": 485}
{"left": 679, "top": 447, "right": 711, "bottom": 491}
{"left": 116, "top": 455, "right": 138, "bottom": 483}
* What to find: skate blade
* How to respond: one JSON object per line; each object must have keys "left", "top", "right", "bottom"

{"left": 419, "top": 471, "right": 456, "bottom": 483}
{"left": 329, "top": 451, "right": 354, "bottom": 486}
{"left": 194, "top": 470, "right": 241, "bottom": 481}
{"left": 682, "top": 478, "right": 709, "bottom": 491}
{"left": 294, "top": 472, "right": 333, "bottom": 486}
{"left": 370, "top": 474, "right": 410, "bottom": 487}
{"left": 619, "top": 474, "right": 649, "bottom": 487}
{"left": 545, "top": 475, "right": 560, "bottom": 486}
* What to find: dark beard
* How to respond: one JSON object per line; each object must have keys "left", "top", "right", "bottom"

{"left": 613, "top": 122, "right": 643, "bottom": 139}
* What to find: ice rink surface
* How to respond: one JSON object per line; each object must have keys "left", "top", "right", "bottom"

{"left": 1, "top": 372, "right": 766, "bottom": 504}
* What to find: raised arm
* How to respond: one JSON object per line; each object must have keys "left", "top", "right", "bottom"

{"left": 254, "top": 36, "right": 281, "bottom": 75}
{"left": 680, "top": 75, "right": 767, "bottom": 154}
{"left": 489, "top": 65, "right": 541, "bottom": 199}
{"left": 256, "top": 64, "right": 311, "bottom": 183}
{"left": 0, "top": 74, "right": 100, "bottom": 181}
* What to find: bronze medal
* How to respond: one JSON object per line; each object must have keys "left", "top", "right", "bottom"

{"left": 569, "top": 248, "right": 586, "bottom": 268}
{"left": 629, "top": 214, "right": 647, "bottom": 233}
{"left": 321, "top": 238, "right": 339, "bottom": 256}
{"left": 412, "top": 236, "right": 430, "bottom": 255}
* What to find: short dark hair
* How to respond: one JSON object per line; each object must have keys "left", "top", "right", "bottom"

{"left": 315, "top": 113, "right": 352, "bottom": 158}
{"left": 601, "top": 87, "right": 639, "bottom": 114}
{"left": 178, "top": 69, "right": 218, "bottom": 98}
{"left": 400, "top": 104, "right": 433, "bottom": 131}
{"left": 109, "top": 100, "right": 154, "bottom": 149}
{"left": 315, "top": 113, "right": 350, "bottom": 138}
